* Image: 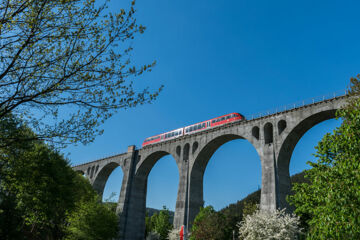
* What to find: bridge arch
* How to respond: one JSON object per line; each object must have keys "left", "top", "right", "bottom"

{"left": 92, "top": 162, "right": 125, "bottom": 200}
{"left": 276, "top": 108, "right": 339, "bottom": 209}
{"left": 187, "top": 133, "right": 260, "bottom": 226}
{"left": 127, "top": 150, "right": 180, "bottom": 239}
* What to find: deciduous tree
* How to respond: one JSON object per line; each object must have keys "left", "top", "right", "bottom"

{"left": 0, "top": 0, "right": 161, "bottom": 146}
{"left": 190, "top": 206, "right": 231, "bottom": 240}
{"left": 288, "top": 75, "right": 360, "bottom": 239}
{"left": 0, "top": 116, "right": 118, "bottom": 239}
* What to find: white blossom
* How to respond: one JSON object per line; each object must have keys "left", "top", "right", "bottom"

{"left": 238, "top": 208, "right": 303, "bottom": 240}
{"left": 167, "top": 228, "right": 180, "bottom": 240}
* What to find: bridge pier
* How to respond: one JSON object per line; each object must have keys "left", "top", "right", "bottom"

{"left": 259, "top": 143, "right": 278, "bottom": 211}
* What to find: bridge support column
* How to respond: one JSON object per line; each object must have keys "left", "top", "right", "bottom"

{"left": 259, "top": 143, "right": 278, "bottom": 211}
{"left": 187, "top": 166, "right": 204, "bottom": 229}
{"left": 173, "top": 160, "right": 189, "bottom": 229}
{"left": 115, "top": 146, "right": 145, "bottom": 240}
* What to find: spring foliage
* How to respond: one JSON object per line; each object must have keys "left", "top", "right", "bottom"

{"left": 190, "top": 206, "right": 231, "bottom": 240}
{"left": 0, "top": 116, "right": 118, "bottom": 239}
{"left": 238, "top": 208, "right": 302, "bottom": 240}
{"left": 288, "top": 75, "right": 360, "bottom": 239}
{"left": 0, "top": 0, "right": 161, "bottom": 145}
{"left": 145, "top": 206, "right": 173, "bottom": 240}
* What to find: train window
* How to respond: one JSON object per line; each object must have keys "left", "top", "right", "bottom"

{"left": 172, "top": 132, "right": 175, "bottom": 137}
{"left": 212, "top": 120, "right": 215, "bottom": 124}
{"left": 221, "top": 117, "right": 225, "bottom": 121}
{"left": 226, "top": 116, "right": 230, "bottom": 120}
{"left": 202, "top": 123, "right": 205, "bottom": 128}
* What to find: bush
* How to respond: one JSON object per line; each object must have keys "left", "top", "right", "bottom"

{"left": 238, "top": 208, "right": 302, "bottom": 240}
{"left": 168, "top": 228, "right": 180, "bottom": 240}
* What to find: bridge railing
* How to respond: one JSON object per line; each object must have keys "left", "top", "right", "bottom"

{"left": 247, "top": 89, "right": 348, "bottom": 120}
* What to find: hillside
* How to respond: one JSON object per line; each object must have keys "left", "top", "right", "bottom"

{"left": 219, "top": 171, "right": 309, "bottom": 233}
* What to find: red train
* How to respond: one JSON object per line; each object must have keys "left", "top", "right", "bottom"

{"left": 142, "top": 113, "right": 245, "bottom": 147}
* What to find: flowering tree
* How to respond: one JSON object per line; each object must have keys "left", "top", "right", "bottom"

{"left": 167, "top": 228, "right": 180, "bottom": 240}
{"left": 238, "top": 209, "right": 302, "bottom": 240}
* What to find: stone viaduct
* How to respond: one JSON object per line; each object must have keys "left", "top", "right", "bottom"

{"left": 73, "top": 94, "right": 348, "bottom": 240}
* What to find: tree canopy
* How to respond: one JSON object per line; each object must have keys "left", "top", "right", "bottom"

{"left": 288, "top": 75, "right": 360, "bottom": 239}
{"left": 0, "top": 0, "right": 161, "bottom": 146}
{"left": 0, "top": 115, "right": 118, "bottom": 239}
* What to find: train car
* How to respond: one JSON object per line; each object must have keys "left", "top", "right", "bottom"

{"left": 184, "top": 113, "right": 244, "bottom": 135}
{"left": 142, "top": 128, "right": 183, "bottom": 147}
{"left": 142, "top": 113, "right": 245, "bottom": 147}
{"left": 209, "top": 112, "right": 244, "bottom": 127}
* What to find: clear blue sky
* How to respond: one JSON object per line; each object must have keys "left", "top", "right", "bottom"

{"left": 66, "top": 0, "right": 359, "bottom": 211}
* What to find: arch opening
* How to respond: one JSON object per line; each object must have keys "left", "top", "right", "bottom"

{"left": 277, "top": 109, "right": 341, "bottom": 209}
{"left": 176, "top": 146, "right": 181, "bottom": 157}
{"left": 252, "top": 126, "right": 260, "bottom": 140}
{"left": 92, "top": 162, "right": 123, "bottom": 202}
{"left": 183, "top": 143, "right": 190, "bottom": 161}
{"left": 101, "top": 166, "right": 124, "bottom": 203}
{"left": 188, "top": 134, "right": 261, "bottom": 229}
{"left": 192, "top": 141, "right": 198, "bottom": 154}
{"left": 146, "top": 154, "right": 179, "bottom": 213}
{"left": 264, "top": 122, "right": 273, "bottom": 144}
{"left": 278, "top": 120, "right": 286, "bottom": 135}
{"left": 128, "top": 151, "right": 180, "bottom": 239}
{"left": 90, "top": 166, "right": 95, "bottom": 178}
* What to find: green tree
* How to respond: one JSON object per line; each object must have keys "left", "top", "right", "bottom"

{"left": 65, "top": 195, "right": 118, "bottom": 240}
{"left": 0, "top": 116, "right": 118, "bottom": 239}
{"left": 190, "top": 206, "right": 231, "bottom": 240}
{"left": 150, "top": 206, "right": 172, "bottom": 240}
{"left": 0, "top": 0, "right": 161, "bottom": 146}
{"left": 288, "top": 75, "right": 360, "bottom": 239}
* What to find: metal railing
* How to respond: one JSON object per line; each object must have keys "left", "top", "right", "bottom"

{"left": 247, "top": 89, "right": 348, "bottom": 120}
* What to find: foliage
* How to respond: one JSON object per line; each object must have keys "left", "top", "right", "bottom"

{"left": 238, "top": 208, "right": 303, "bottom": 240}
{"left": 0, "top": 0, "right": 161, "bottom": 146}
{"left": 65, "top": 195, "right": 118, "bottom": 240}
{"left": 288, "top": 76, "right": 360, "bottom": 239}
{"left": 168, "top": 228, "right": 180, "bottom": 240}
{"left": 149, "top": 206, "right": 173, "bottom": 240}
{"left": 190, "top": 206, "right": 231, "bottom": 240}
{"left": 242, "top": 202, "right": 258, "bottom": 219}
{"left": 0, "top": 116, "right": 118, "bottom": 239}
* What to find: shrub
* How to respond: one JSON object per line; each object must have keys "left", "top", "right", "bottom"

{"left": 238, "top": 208, "right": 302, "bottom": 240}
{"left": 168, "top": 228, "right": 180, "bottom": 240}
